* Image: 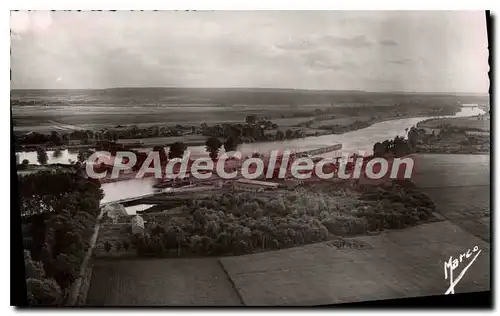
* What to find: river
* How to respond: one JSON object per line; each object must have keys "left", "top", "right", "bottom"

{"left": 17, "top": 106, "right": 485, "bottom": 205}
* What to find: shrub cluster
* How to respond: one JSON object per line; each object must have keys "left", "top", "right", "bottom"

{"left": 133, "top": 183, "right": 435, "bottom": 257}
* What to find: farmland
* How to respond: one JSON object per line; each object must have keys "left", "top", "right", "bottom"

{"left": 84, "top": 153, "right": 491, "bottom": 305}
{"left": 116, "top": 135, "right": 211, "bottom": 147}
{"left": 11, "top": 87, "right": 475, "bottom": 133}
{"left": 219, "top": 221, "right": 490, "bottom": 305}
{"left": 86, "top": 258, "right": 243, "bottom": 306}
{"left": 411, "top": 154, "right": 489, "bottom": 188}
{"left": 411, "top": 154, "right": 490, "bottom": 241}
{"left": 415, "top": 116, "right": 490, "bottom": 154}
{"left": 418, "top": 116, "right": 490, "bottom": 131}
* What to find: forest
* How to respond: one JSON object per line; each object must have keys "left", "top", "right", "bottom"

{"left": 122, "top": 182, "right": 436, "bottom": 258}
{"left": 18, "top": 170, "right": 103, "bottom": 305}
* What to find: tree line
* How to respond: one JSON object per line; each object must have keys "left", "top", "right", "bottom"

{"left": 15, "top": 115, "right": 309, "bottom": 151}
{"left": 117, "top": 183, "right": 435, "bottom": 258}
{"left": 19, "top": 170, "right": 103, "bottom": 305}
{"left": 372, "top": 126, "right": 419, "bottom": 157}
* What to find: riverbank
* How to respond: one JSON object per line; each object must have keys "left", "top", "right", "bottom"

{"left": 17, "top": 106, "right": 487, "bottom": 207}
{"left": 16, "top": 105, "right": 484, "bottom": 166}
{"left": 14, "top": 98, "right": 466, "bottom": 155}
{"left": 415, "top": 115, "right": 490, "bottom": 154}
{"left": 16, "top": 144, "right": 95, "bottom": 152}
{"left": 92, "top": 179, "right": 439, "bottom": 259}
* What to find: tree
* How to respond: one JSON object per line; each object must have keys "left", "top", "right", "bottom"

{"left": 24, "top": 250, "right": 46, "bottom": 280}
{"left": 20, "top": 159, "right": 30, "bottom": 167}
{"left": 275, "top": 130, "right": 285, "bottom": 141}
{"left": 36, "top": 147, "right": 48, "bottom": 165}
{"left": 26, "top": 277, "right": 63, "bottom": 306}
{"left": 407, "top": 126, "right": 419, "bottom": 151}
{"left": 49, "top": 132, "right": 62, "bottom": 146}
{"left": 16, "top": 154, "right": 20, "bottom": 165}
{"left": 382, "top": 140, "right": 391, "bottom": 153}
{"left": 123, "top": 241, "right": 130, "bottom": 251}
{"left": 116, "top": 243, "right": 122, "bottom": 251}
{"left": 18, "top": 170, "right": 103, "bottom": 302}
{"left": 200, "top": 123, "right": 209, "bottom": 135}
{"left": 205, "top": 137, "right": 222, "bottom": 160}
{"left": 153, "top": 146, "right": 168, "bottom": 166}
{"left": 149, "top": 236, "right": 164, "bottom": 256}
{"left": 168, "top": 142, "right": 187, "bottom": 159}
{"left": 223, "top": 136, "right": 240, "bottom": 152}
{"left": 77, "top": 150, "right": 90, "bottom": 163}
{"left": 293, "top": 129, "right": 305, "bottom": 139}
{"left": 136, "top": 236, "right": 146, "bottom": 254}
{"left": 24, "top": 250, "right": 63, "bottom": 306}
{"left": 245, "top": 115, "right": 257, "bottom": 125}
{"left": 104, "top": 241, "right": 112, "bottom": 252}
{"left": 53, "top": 149, "right": 62, "bottom": 158}
{"left": 393, "top": 136, "right": 409, "bottom": 156}
{"left": 373, "top": 142, "right": 385, "bottom": 157}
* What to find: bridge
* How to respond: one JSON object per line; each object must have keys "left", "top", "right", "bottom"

{"left": 100, "top": 192, "right": 163, "bottom": 208}
{"left": 292, "top": 144, "right": 343, "bottom": 157}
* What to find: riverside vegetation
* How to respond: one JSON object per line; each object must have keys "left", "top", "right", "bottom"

{"left": 98, "top": 180, "right": 436, "bottom": 258}
{"left": 19, "top": 170, "right": 103, "bottom": 305}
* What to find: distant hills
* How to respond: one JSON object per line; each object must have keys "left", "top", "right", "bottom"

{"left": 11, "top": 87, "right": 489, "bottom": 107}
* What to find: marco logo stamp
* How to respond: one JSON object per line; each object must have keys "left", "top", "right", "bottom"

{"left": 444, "top": 246, "right": 482, "bottom": 295}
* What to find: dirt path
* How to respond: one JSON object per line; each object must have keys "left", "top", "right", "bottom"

{"left": 67, "top": 208, "right": 104, "bottom": 305}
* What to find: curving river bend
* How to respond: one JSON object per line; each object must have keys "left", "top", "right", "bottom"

{"left": 17, "top": 106, "right": 485, "bottom": 205}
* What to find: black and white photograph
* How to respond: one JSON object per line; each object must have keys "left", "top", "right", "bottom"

{"left": 10, "top": 9, "right": 491, "bottom": 307}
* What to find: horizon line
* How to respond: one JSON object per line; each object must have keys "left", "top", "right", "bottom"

{"left": 10, "top": 86, "right": 489, "bottom": 96}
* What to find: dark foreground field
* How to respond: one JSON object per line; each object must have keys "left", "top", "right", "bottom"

{"left": 86, "top": 258, "right": 242, "bottom": 306}
{"left": 85, "top": 153, "right": 491, "bottom": 306}
{"left": 86, "top": 220, "right": 490, "bottom": 306}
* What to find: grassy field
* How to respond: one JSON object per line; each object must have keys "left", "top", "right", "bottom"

{"left": 87, "top": 219, "right": 491, "bottom": 306}
{"left": 12, "top": 101, "right": 336, "bottom": 131}
{"left": 94, "top": 224, "right": 135, "bottom": 258}
{"left": 310, "top": 116, "right": 373, "bottom": 129}
{"left": 418, "top": 116, "right": 490, "bottom": 131}
{"left": 12, "top": 87, "right": 479, "bottom": 133}
{"left": 12, "top": 107, "right": 334, "bottom": 133}
{"left": 116, "top": 135, "right": 211, "bottom": 146}
{"left": 220, "top": 221, "right": 490, "bottom": 305}
{"left": 420, "top": 186, "right": 490, "bottom": 242}
{"left": 411, "top": 154, "right": 490, "bottom": 242}
{"left": 86, "top": 258, "right": 242, "bottom": 306}
{"left": 411, "top": 154, "right": 490, "bottom": 188}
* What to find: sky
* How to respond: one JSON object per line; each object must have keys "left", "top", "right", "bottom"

{"left": 10, "top": 11, "right": 489, "bottom": 93}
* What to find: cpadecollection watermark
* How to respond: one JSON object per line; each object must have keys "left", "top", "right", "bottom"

{"left": 85, "top": 150, "right": 415, "bottom": 181}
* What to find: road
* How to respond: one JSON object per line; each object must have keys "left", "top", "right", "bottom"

{"left": 67, "top": 207, "right": 105, "bottom": 305}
